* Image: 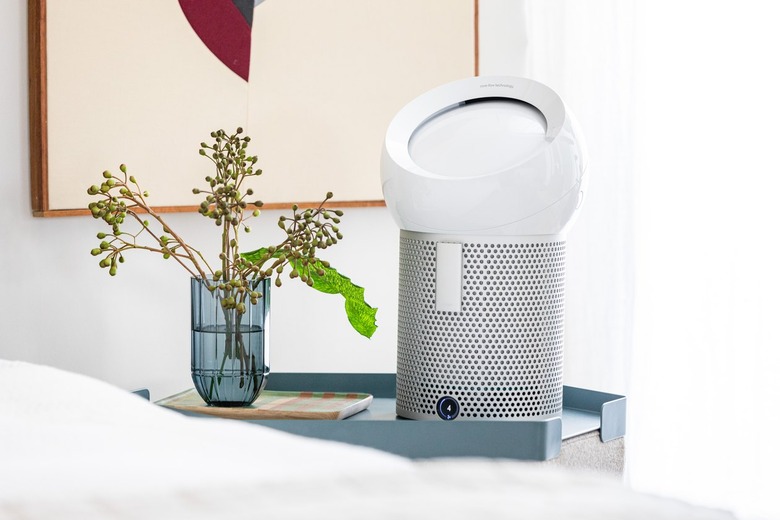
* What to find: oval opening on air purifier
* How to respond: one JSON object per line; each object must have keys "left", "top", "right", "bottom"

{"left": 408, "top": 97, "right": 548, "bottom": 179}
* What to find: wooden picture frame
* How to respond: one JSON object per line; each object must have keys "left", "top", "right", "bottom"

{"left": 28, "top": 0, "right": 478, "bottom": 217}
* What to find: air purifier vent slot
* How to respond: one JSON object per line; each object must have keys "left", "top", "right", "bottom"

{"left": 396, "top": 233, "right": 566, "bottom": 421}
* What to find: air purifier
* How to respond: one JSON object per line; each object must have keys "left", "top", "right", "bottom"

{"left": 381, "top": 76, "right": 587, "bottom": 421}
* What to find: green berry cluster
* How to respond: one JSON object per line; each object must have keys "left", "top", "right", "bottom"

{"left": 269, "top": 197, "right": 344, "bottom": 288}
{"left": 194, "top": 128, "right": 265, "bottom": 304}
{"left": 195, "top": 128, "right": 262, "bottom": 226}
{"left": 87, "top": 163, "right": 195, "bottom": 278}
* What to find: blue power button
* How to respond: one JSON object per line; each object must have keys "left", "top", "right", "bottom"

{"left": 436, "top": 396, "right": 460, "bottom": 420}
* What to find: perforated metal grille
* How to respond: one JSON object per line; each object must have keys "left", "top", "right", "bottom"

{"left": 396, "top": 234, "right": 566, "bottom": 420}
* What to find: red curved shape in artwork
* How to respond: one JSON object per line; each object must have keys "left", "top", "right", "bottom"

{"left": 178, "top": 0, "right": 252, "bottom": 81}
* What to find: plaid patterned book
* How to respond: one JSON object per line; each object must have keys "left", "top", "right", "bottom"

{"left": 157, "top": 389, "right": 372, "bottom": 420}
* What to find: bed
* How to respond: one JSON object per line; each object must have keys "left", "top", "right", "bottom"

{"left": 0, "top": 360, "right": 735, "bottom": 519}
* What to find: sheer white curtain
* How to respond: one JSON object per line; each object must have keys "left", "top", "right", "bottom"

{"left": 481, "top": 0, "right": 780, "bottom": 518}
{"left": 631, "top": 2, "right": 780, "bottom": 519}
{"left": 481, "top": 0, "right": 637, "bottom": 394}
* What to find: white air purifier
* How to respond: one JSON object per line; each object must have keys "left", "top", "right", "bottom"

{"left": 381, "top": 76, "right": 587, "bottom": 421}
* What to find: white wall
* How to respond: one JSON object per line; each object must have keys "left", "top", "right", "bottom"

{"left": 0, "top": 1, "right": 623, "bottom": 401}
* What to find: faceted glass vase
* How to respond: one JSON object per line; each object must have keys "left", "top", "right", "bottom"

{"left": 191, "top": 277, "right": 270, "bottom": 406}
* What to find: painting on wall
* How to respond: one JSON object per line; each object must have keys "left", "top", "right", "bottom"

{"left": 28, "top": 0, "right": 477, "bottom": 216}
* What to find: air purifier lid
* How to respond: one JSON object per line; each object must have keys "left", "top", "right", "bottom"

{"left": 380, "top": 76, "right": 587, "bottom": 236}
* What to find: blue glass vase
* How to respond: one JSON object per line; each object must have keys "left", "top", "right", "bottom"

{"left": 191, "top": 277, "right": 270, "bottom": 406}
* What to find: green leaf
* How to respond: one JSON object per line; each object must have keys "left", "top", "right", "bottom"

{"left": 241, "top": 247, "right": 277, "bottom": 264}
{"left": 344, "top": 296, "right": 379, "bottom": 339}
{"left": 299, "top": 260, "right": 378, "bottom": 339}
{"left": 240, "top": 248, "right": 378, "bottom": 339}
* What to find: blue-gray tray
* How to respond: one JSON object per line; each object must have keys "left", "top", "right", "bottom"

{"left": 167, "top": 372, "right": 626, "bottom": 461}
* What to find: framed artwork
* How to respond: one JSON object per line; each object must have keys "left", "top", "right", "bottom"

{"left": 28, "top": 0, "right": 477, "bottom": 216}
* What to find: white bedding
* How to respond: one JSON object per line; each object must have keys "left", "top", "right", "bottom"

{"left": 0, "top": 360, "right": 735, "bottom": 520}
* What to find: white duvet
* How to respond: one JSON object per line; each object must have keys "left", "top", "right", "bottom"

{"left": 0, "top": 360, "right": 734, "bottom": 520}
